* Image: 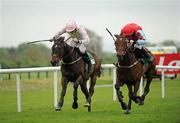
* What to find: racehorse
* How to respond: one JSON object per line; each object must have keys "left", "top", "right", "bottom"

{"left": 113, "top": 34, "right": 156, "bottom": 114}
{"left": 50, "top": 37, "right": 101, "bottom": 112}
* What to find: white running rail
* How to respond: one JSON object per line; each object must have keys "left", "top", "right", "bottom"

{"left": 0, "top": 64, "right": 180, "bottom": 112}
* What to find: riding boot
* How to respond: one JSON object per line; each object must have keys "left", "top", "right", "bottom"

{"left": 140, "top": 48, "right": 154, "bottom": 63}
{"left": 82, "top": 52, "right": 92, "bottom": 74}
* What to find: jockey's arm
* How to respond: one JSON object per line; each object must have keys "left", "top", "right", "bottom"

{"left": 53, "top": 27, "right": 66, "bottom": 39}
{"left": 136, "top": 30, "right": 148, "bottom": 45}
{"left": 77, "top": 26, "right": 90, "bottom": 45}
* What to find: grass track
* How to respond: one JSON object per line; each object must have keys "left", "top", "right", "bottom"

{"left": 0, "top": 76, "right": 180, "bottom": 123}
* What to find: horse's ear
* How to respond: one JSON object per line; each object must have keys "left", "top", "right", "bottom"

{"left": 114, "top": 34, "right": 119, "bottom": 39}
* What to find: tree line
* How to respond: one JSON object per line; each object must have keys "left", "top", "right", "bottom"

{"left": 0, "top": 29, "right": 179, "bottom": 69}
{"left": 0, "top": 29, "right": 112, "bottom": 69}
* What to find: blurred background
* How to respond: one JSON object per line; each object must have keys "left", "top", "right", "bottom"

{"left": 0, "top": 0, "right": 180, "bottom": 68}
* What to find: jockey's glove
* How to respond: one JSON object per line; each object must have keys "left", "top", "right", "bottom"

{"left": 73, "top": 38, "right": 82, "bottom": 44}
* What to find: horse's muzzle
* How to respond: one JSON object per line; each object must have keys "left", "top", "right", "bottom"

{"left": 51, "top": 54, "right": 60, "bottom": 66}
{"left": 50, "top": 61, "right": 58, "bottom": 66}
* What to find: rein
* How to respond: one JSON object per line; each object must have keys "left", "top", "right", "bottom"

{"left": 117, "top": 59, "right": 140, "bottom": 68}
{"left": 61, "top": 46, "right": 75, "bottom": 60}
{"left": 60, "top": 42, "right": 82, "bottom": 65}
{"left": 61, "top": 56, "right": 82, "bottom": 65}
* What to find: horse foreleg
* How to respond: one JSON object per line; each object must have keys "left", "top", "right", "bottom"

{"left": 56, "top": 77, "right": 68, "bottom": 111}
{"left": 125, "top": 85, "right": 132, "bottom": 114}
{"left": 139, "top": 77, "right": 152, "bottom": 105}
{"left": 115, "top": 83, "right": 127, "bottom": 111}
{"left": 72, "top": 81, "right": 79, "bottom": 109}
{"left": 132, "top": 80, "right": 141, "bottom": 104}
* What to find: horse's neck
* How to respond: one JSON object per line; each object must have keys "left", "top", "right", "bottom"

{"left": 62, "top": 46, "right": 80, "bottom": 63}
{"left": 118, "top": 52, "right": 137, "bottom": 65}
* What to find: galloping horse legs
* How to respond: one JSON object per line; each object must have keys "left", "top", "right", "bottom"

{"left": 132, "top": 80, "right": 141, "bottom": 104}
{"left": 72, "top": 81, "right": 79, "bottom": 109}
{"left": 139, "top": 77, "right": 152, "bottom": 105}
{"left": 56, "top": 77, "right": 68, "bottom": 111}
{"left": 115, "top": 83, "right": 128, "bottom": 111}
{"left": 88, "top": 75, "right": 97, "bottom": 105}
{"left": 80, "top": 81, "right": 89, "bottom": 107}
{"left": 125, "top": 85, "right": 132, "bottom": 114}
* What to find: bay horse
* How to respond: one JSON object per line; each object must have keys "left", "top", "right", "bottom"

{"left": 113, "top": 34, "right": 156, "bottom": 114}
{"left": 50, "top": 37, "right": 101, "bottom": 112}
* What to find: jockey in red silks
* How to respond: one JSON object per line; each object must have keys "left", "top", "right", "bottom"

{"left": 120, "top": 23, "right": 154, "bottom": 63}
{"left": 52, "top": 20, "right": 91, "bottom": 74}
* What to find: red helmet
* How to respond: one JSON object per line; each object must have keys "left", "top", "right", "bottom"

{"left": 121, "top": 23, "right": 142, "bottom": 36}
{"left": 121, "top": 26, "right": 134, "bottom": 36}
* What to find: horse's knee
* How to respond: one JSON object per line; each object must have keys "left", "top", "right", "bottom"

{"left": 115, "top": 84, "right": 120, "bottom": 91}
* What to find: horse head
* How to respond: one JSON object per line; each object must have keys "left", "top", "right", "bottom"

{"left": 51, "top": 37, "right": 66, "bottom": 66}
{"left": 114, "top": 34, "right": 132, "bottom": 60}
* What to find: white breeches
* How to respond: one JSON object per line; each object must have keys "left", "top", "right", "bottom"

{"left": 77, "top": 44, "right": 86, "bottom": 53}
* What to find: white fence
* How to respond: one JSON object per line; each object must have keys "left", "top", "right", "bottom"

{"left": 0, "top": 64, "right": 180, "bottom": 112}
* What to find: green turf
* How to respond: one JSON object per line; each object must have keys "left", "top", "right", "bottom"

{"left": 0, "top": 76, "right": 180, "bottom": 123}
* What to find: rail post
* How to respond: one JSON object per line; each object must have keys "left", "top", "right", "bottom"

{"left": 53, "top": 70, "right": 58, "bottom": 107}
{"left": 16, "top": 73, "right": 21, "bottom": 112}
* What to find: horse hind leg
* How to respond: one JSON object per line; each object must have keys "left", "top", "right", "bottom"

{"left": 139, "top": 76, "right": 152, "bottom": 105}
{"left": 80, "top": 81, "right": 90, "bottom": 111}
{"left": 72, "top": 81, "right": 79, "bottom": 109}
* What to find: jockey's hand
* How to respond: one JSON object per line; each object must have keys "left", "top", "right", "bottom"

{"left": 127, "top": 40, "right": 134, "bottom": 47}
{"left": 49, "top": 36, "right": 57, "bottom": 42}
{"left": 49, "top": 38, "right": 54, "bottom": 42}
{"left": 73, "top": 38, "right": 79, "bottom": 43}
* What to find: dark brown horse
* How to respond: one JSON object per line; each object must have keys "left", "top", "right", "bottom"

{"left": 113, "top": 34, "right": 156, "bottom": 114}
{"left": 50, "top": 37, "right": 101, "bottom": 112}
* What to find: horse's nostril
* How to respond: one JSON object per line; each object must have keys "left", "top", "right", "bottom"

{"left": 50, "top": 61, "right": 58, "bottom": 66}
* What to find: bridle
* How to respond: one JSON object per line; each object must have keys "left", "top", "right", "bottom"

{"left": 115, "top": 35, "right": 132, "bottom": 56}
{"left": 115, "top": 35, "right": 139, "bottom": 68}
{"left": 53, "top": 40, "right": 82, "bottom": 65}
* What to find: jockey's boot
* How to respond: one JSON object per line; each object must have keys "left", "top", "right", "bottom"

{"left": 140, "top": 47, "right": 154, "bottom": 63}
{"left": 82, "top": 52, "right": 92, "bottom": 74}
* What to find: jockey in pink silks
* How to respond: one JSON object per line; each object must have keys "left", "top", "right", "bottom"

{"left": 53, "top": 20, "right": 92, "bottom": 73}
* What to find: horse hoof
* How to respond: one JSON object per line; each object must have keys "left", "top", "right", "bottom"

{"left": 55, "top": 107, "right": 62, "bottom": 111}
{"left": 124, "top": 109, "right": 130, "bottom": 114}
{"left": 135, "top": 97, "right": 141, "bottom": 104}
{"left": 121, "top": 103, "right": 128, "bottom": 110}
{"left": 84, "top": 103, "right": 90, "bottom": 107}
{"left": 72, "top": 102, "right": 78, "bottom": 109}
{"left": 139, "top": 101, "right": 144, "bottom": 105}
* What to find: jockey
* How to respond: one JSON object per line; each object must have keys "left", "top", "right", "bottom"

{"left": 53, "top": 20, "right": 92, "bottom": 74}
{"left": 120, "top": 23, "right": 154, "bottom": 63}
